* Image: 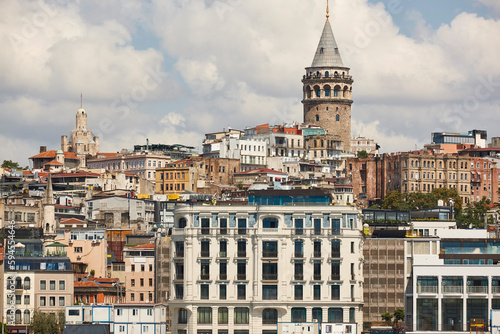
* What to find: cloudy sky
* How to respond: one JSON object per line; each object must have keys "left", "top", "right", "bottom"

{"left": 1, "top": 0, "right": 500, "bottom": 166}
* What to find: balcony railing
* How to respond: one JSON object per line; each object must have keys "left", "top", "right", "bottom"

{"left": 219, "top": 274, "right": 227, "bottom": 280}
{"left": 200, "top": 274, "right": 210, "bottom": 280}
{"left": 263, "top": 251, "right": 278, "bottom": 258}
{"left": 313, "top": 274, "right": 321, "bottom": 281}
{"left": 331, "top": 252, "right": 341, "bottom": 258}
{"left": 294, "top": 252, "right": 304, "bottom": 258}
{"left": 492, "top": 286, "right": 500, "bottom": 294}
{"left": 313, "top": 252, "right": 321, "bottom": 258}
{"left": 294, "top": 274, "right": 304, "bottom": 281}
{"left": 417, "top": 286, "right": 438, "bottom": 294}
{"left": 174, "top": 274, "right": 184, "bottom": 280}
{"left": 237, "top": 274, "right": 247, "bottom": 281}
{"left": 467, "top": 286, "right": 488, "bottom": 294}
{"left": 218, "top": 252, "right": 228, "bottom": 258}
{"left": 237, "top": 251, "right": 246, "bottom": 258}
{"left": 442, "top": 286, "right": 463, "bottom": 294}
{"left": 331, "top": 275, "right": 340, "bottom": 281}
{"left": 263, "top": 274, "right": 278, "bottom": 281}
{"left": 200, "top": 251, "right": 210, "bottom": 258}
{"left": 174, "top": 251, "right": 184, "bottom": 258}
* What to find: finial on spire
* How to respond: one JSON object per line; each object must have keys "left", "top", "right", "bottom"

{"left": 326, "top": 0, "right": 329, "bottom": 19}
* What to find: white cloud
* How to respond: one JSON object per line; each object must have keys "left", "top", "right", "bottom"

{"left": 475, "top": 0, "right": 500, "bottom": 13}
{"left": 1, "top": 0, "right": 500, "bottom": 165}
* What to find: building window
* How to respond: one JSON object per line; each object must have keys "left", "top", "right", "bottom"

{"left": 312, "top": 308, "right": 323, "bottom": 323}
{"left": 262, "top": 308, "right": 278, "bottom": 325}
{"left": 49, "top": 280, "right": 56, "bottom": 290}
{"left": 237, "top": 261, "right": 246, "bottom": 280}
{"left": 294, "top": 285, "right": 303, "bottom": 300}
{"left": 262, "top": 263, "right": 277, "bottom": 280}
{"left": 218, "top": 307, "right": 228, "bottom": 324}
{"left": 24, "top": 277, "right": 30, "bottom": 290}
{"left": 149, "top": 278, "right": 153, "bottom": 286}
{"left": 291, "top": 308, "right": 306, "bottom": 323}
{"left": 24, "top": 295, "right": 30, "bottom": 305}
{"left": 234, "top": 307, "right": 249, "bottom": 324}
{"left": 197, "top": 307, "right": 212, "bottom": 324}
{"left": 328, "top": 308, "right": 343, "bottom": 323}
{"left": 314, "top": 285, "right": 321, "bottom": 300}
{"left": 262, "top": 217, "right": 278, "bottom": 229}
{"left": 59, "top": 297, "right": 65, "bottom": 306}
{"left": 40, "top": 297, "right": 46, "bottom": 306}
{"left": 130, "top": 293, "right": 135, "bottom": 301}
{"left": 262, "top": 285, "right": 277, "bottom": 300}
{"left": 331, "top": 285, "right": 340, "bottom": 300}
{"left": 336, "top": 114, "right": 340, "bottom": 122}
{"left": 237, "top": 285, "right": 246, "bottom": 300}
{"left": 175, "top": 284, "right": 184, "bottom": 299}
{"left": 219, "top": 284, "right": 227, "bottom": 300}
{"left": 74, "top": 247, "right": 83, "bottom": 253}
{"left": 131, "top": 265, "right": 135, "bottom": 271}
{"left": 49, "top": 296, "right": 55, "bottom": 306}
{"left": 141, "top": 265, "right": 145, "bottom": 272}
{"left": 201, "top": 260, "right": 210, "bottom": 280}
{"left": 178, "top": 308, "right": 188, "bottom": 324}
{"left": 131, "top": 279, "right": 135, "bottom": 287}
{"left": 294, "top": 240, "right": 304, "bottom": 257}
{"left": 201, "top": 284, "right": 209, "bottom": 299}
{"left": 140, "top": 293, "right": 144, "bottom": 302}
{"left": 40, "top": 280, "right": 46, "bottom": 290}
{"left": 237, "top": 240, "right": 246, "bottom": 257}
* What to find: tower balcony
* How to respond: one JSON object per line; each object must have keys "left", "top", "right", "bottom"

{"left": 302, "top": 97, "right": 353, "bottom": 105}
{"left": 302, "top": 76, "right": 353, "bottom": 85}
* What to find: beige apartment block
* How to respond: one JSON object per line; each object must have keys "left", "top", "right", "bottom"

{"left": 124, "top": 243, "right": 155, "bottom": 303}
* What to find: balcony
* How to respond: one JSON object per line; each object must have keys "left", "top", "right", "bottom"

{"left": 262, "top": 274, "right": 278, "bottom": 281}
{"left": 467, "top": 286, "right": 488, "bottom": 294}
{"left": 492, "top": 286, "right": 500, "bottom": 294}
{"left": 218, "top": 252, "right": 228, "bottom": 258}
{"left": 294, "top": 274, "right": 304, "bottom": 281}
{"left": 200, "top": 251, "right": 210, "bottom": 258}
{"left": 199, "top": 274, "right": 210, "bottom": 281}
{"left": 237, "top": 274, "right": 247, "bottom": 281}
{"left": 330, "top": 274, "right": 340, "bottom": 281}
{"left": 236, "top": 251, "right": 247, "bottom": 258}
{"left": 417, "top": 286, "right": 438, "bottom": 294}
{"left": 442, "top": 286, "right": 463, "bottom": 294}
{"left": 262, "top": 251, "right": 278, "bottom": 258}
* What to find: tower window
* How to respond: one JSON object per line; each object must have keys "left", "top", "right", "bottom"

{"left": 325, "top": 87, "right": 330, "bottom": 97}
{"left": 334, "top": 88, "right": 338, "bottom": 97}
{"left": 325, "top": 71, "right": 329, "bottom": 77}
{"left": 316, "top": 115, "right": 319, "bottom": 122}
{"left": 320, "top": 47, "right": 324, "bottom": 54}
{"left": 336, "top": 114, "right": 340, "bottom": 122}
{"left": 316, "top": 89, "right": 320, "bottom": 97}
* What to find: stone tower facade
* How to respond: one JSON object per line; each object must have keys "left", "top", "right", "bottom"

{"left": 302, "top": 15, "right": 353, "bottom": 152}
{"left": 61, "top": 107, "right": 100, "bottom": 158}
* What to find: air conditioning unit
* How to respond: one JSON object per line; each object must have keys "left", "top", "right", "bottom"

{"left": 77, "top": 255, "right": 82, "bottom": 260}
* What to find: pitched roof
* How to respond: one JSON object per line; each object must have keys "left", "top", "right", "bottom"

{"left": 29, "top": 150, "right": 79, "bottom": 160}
{"left": 44, "top": 160, "right": 63, "bottom": 166}
{"left": 311, "top": 19, "right": 344, "bottom": 67}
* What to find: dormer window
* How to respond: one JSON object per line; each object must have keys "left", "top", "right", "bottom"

{"left": 320, "top": 47, "right": 324, "bottom": 54}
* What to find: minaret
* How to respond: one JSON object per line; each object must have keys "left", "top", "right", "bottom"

{"left": 43, "top": 174, "right": 56, "bottom": 237}
{"left": 302, "top": 2, "right": 353, "bottom": 151}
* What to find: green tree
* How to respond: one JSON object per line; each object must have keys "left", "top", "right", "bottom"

{"left": 0, "top": 322, "right": 9, "bottom": 334}
{"left": 431, "top": 187, "right": 462, "bottom": 211}
{"left": 1, "top": 160, "right": 25, "bottom": 170}
{"left": 57, "top": 310, "right": 65, "bottom": 334}
{"left": 393, "top": 308, "right": 405, "bottom": 325}
{"left": 382, "top": 191, "right": 404, "bottom": 210}
{"left": 357, "top": 150, "right": 368, "bottom": 158}
{"left": 31, "top": 310, "right": 59, "bottom": 334}
{"left": 381, "top": 312, "right": 393, "bottom": 326}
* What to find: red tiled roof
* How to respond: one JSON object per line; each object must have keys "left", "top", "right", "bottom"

{"left": 90, "top": 277, "right": 119, "bottom": 283}
{"left": 30, "top": 150, "right": 79, "bottom": 160}
{"left": 128, "top": 243, "right": 155, "bottom": 249}
{"left": 96, "top": 153, "right": 119, "bottom": 158}
{"left": 235, "top": 168, "right": 287, "bottom": 175}
{"left": 22, "top": 171, "right": 33, "bottom": 175}
{"left": 44, "top": 160, "right": 64, "bottom": 166}
{"left": 74, "top": 281, "right": 114, "bottom": 288}
{"left": 60, "top": 218, "right": 86, "bottom": 225}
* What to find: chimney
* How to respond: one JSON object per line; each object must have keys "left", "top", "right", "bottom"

{"left": 40, "top": 146, "right": 47, "bottom": 153}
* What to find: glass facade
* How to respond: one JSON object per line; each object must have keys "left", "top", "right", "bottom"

{"left": 442, "top": 299, "right": 462, "bottom": 331}
{"left": 417, "top": 299, "right": 438, "bottom": 331}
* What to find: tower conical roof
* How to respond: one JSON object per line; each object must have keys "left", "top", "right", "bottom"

{"left": 311, "top": 19, "right": 344, "bottom": 67}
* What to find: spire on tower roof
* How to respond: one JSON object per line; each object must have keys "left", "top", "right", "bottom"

{"left": 311, "top": 17, "right": 344, "bottom": 68}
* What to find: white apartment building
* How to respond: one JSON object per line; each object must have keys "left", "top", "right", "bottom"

{"left": 114, "top": 304, "right": 167, "bottom": 334}
{"left": 202, "top": 137, "right": 267, "bottom": 172}
{"left": 169, "top": 191, "right": 364, "bottom": 334}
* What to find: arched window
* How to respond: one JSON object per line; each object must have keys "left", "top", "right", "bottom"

{"left": 178, "top": 218, "right": 187, "bottom": 228}
{"left": 16, "top": 277, "right": 22, "bottom": 290}
{"left": 263, "top": 308, "right": 278, "bottom": 324}
{"left": 15, "top": 310, "right": 21, "bottom": 324}
{"left": 316, "top": 71, "right": 320, "bottom": 77}
{"left": 336, "top": 115, "right": 340, "bottom": 122}
{"left": 291, "top": 308, "right": 306, "bottom": 322}
{"left": 312, "top": 307, "right": 323, "bottom": 323}
{"left": 24, "top": 277, "right": 30, "bottom": 290}
{"left": 334, "top": 71, "right": 338, "bottom": 77}
{"left": 316, "top": 88, "right": 321, "bottom": 97}
{"left": 23, "top": 310, "right": 30, "bottom": 324}
{"left": 325, "top": 71, "right": 329, "bottom": 77}
{"left": 315, "top": 115, "right": 319, "bottom": 122}
{"left": 334, "top": 87, "right": 338, "bottom": 97}
{"left": 324, "top": 85, "right": 331, "bottom": 97}
{"left": 178, "top": 308, "right": 188, "bottom": 324}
